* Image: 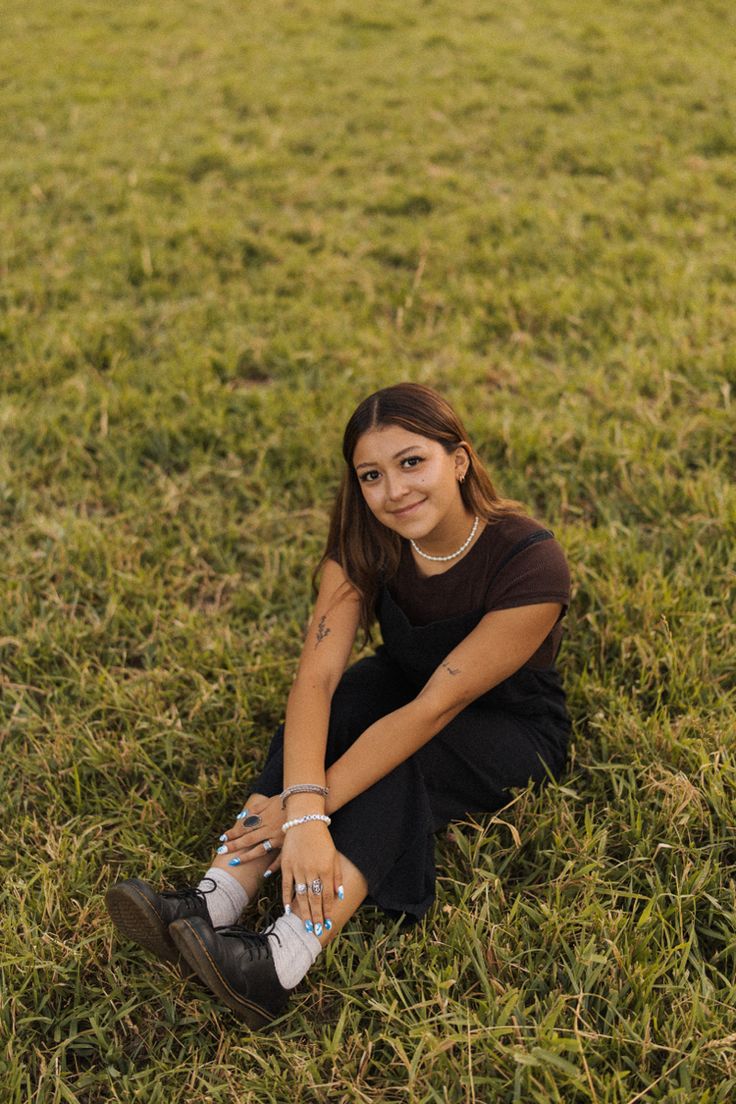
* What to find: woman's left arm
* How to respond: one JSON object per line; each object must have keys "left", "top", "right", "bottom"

{"left": 323, "top": 602, "right": 562, "bottom": 814}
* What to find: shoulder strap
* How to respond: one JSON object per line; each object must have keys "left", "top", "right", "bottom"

{"left": 495, "top": 529, "right": 554, "bottom": 574}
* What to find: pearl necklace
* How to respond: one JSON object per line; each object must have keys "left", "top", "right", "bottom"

{"left": 410, "top": 515, "right": 480, "bottom": 562}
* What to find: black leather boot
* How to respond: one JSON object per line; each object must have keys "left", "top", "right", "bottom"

{"left": 168, "top": 916, "right": 291, "bottom": 1027}
{"left": 105, "top": 878, "right": 215, "bottom": 971}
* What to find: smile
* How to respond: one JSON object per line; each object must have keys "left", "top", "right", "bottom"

{"left": 391, "top": 499, "right": 425, "bottom": 517}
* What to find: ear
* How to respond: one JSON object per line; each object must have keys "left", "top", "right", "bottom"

{"left": 454, "top": 444, "right": 470, "bottom": 480}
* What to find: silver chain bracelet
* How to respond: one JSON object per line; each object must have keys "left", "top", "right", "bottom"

{"left": 280, "top": 783, "right": 329, "bottom": 809}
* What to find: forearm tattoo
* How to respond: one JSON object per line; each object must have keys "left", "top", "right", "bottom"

{"left": 442, "top": 659, "right": 460, "bottom": 676}
{"left": 315, "top": 615, "right": 331, "bottom": 648}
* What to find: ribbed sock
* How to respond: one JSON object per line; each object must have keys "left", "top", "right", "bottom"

{"left": 267, "top": 912, "right": 323, "bottom": 989}
{"left": 198, "top": 867, "right": 249, "bottom": 927}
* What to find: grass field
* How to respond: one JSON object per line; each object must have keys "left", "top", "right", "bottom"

{"left": 1, "top": 0, "right": 735, "bottom": 1100}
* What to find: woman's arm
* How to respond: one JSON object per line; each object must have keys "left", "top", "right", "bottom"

{"left": 219, "top": 559, "right": 361, "bottom": 929}
{"left": 323, "top": 601, "right": 562, "bottom": 813}
{"left": 280, "top": 558, "right": 361, "bottom": 807}
{"left": 218, "top": 560, "right": 360, "bottom": 862}
{"left": 275, "top": 560, "right": 361, "bottom": 927}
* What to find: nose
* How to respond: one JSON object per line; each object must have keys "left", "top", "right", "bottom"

{"left": 384, "top": 470, "right": 410, "bottom": 503}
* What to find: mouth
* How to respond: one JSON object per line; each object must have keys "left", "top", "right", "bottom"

{"left": 390, "top": 499, "right": 425, "bottom": 517}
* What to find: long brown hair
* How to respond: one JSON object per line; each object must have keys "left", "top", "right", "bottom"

{"left": 313, "top": 382, "right": 526, "bottom": 643}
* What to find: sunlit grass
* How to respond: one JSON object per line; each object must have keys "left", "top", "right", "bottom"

{"left": 1, "top": 0, "right": 735, "bottom": 1100}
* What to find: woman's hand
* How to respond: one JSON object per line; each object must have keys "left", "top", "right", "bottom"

{"left": 281, "top": 821, "right": 343, "bottom": 936}
{"left": 216, "top": 793, "right": 285, "bottom": 867}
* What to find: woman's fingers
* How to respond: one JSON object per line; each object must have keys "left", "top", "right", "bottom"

{"left": 288, "top": 872, "right": 329, "bottom": 933}
{"left": 220, "top": 813, "right": 268, "bottom": 844}
{"left": 292, "top": 871, "right": 310, "bottom": 924}
{"left": 248, "top": 793, "right": 269, "bottom": 812}
{"left": 334, "top": 854, "right": 345, "bottom": 908}
{"left": 226, "top": 840, "right": 282, "bottom": 867}
{"left": 279, "top": 826, "right": 337, "bottom": 935}
{"left": 320, "top": 871, "right": 334, "bottom": 933}
{"left": 281, "top": 862, "right": 294, "bottom": 916}
{"left": 217, "top": 800, "right": 284, "bottom": 854}
{"left": 219, "top": 792, "right": 274, "bottom": 842}
{"left": 305, "top": 880, "right": 319, "bottom": 932}
{"left": 219, "top": 820, "right": 283, "bottom": 863}
{"left": 264, "top": 852, "right": 282, "bottom": 880}
{"left": 219, "top": 827, "right": 281, "bottom": 857}
{"left": 306, "top": 872, "right": 331, "bottom": 936}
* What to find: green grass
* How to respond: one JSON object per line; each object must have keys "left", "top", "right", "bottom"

{"left": 1, "top": 0, "right": 735, "bottom": 1100}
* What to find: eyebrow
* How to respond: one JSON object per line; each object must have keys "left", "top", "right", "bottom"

{"left": 355, "top": 445, "right": 420, "bottom": 471}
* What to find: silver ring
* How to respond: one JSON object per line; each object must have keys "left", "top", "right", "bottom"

{"left": 295, "top": 882, "right": 308, "bottom": 895}
{"left": 262, "top": 839, "right": 273, "bottom": 853}
{"left": 241, "top": 814, "right": 262, "bottom": 833}
{"left": 310, "top": 878, "right": 323, "bottom": 896}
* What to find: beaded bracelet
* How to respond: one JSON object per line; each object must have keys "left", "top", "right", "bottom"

{"left": 281, "top": 813, "right": 332, "bottom": 833}
{"left": 280, "top": 783, "right": 329, "bottom": 809}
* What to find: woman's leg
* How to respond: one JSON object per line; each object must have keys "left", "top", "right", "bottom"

{"left": 106, "top": 650, "right": 395, "bottom": 968}
{"left": 414, "top": 705, "right": 567, "bottom": 830}
{"left": 168, "top": 695, "right": 567, "bottom": 1025}
{"left": 205, "top": 805, "right": 370, "bottom": 941}
{"left": 206, "top": 793, "right": 273, "bottom": 902}
{"left": 166, "top": 850, "right": 370, "bottom": 1026}
{"left": 199, "top": 655, "right": 410, "bottom": 995}
{"left": 243, "top": 664, "right": 563, "bottom": 935}
{"left": 316, "top": 707, "right": 567, "bottom": 925}
{"left": 106, "top": 787, "right": 278, "bottom": 958}
{"left": 243, "top": 649, "right": 415, "bottom": 929}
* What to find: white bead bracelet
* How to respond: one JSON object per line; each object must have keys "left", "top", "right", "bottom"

{"left": 281, "top": 813, "right": 332, "bottom": 833}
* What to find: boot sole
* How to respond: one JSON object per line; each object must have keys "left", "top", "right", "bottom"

{"left": 168, "top": 919, "right": 279, "bottom": 1028}
{"left": 105, "top": 882, "right": 191, "bottom": 975}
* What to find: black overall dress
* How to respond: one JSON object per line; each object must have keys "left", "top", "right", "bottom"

{"left": 253, "top": 568, "right": 571, "bottom": 923}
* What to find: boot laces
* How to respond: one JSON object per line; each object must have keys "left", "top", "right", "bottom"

{"left": 161, "top": 878, "right": 216, "bottom": 906}
{"left": 214, "top": 923, "right": 282, "bottom": 962}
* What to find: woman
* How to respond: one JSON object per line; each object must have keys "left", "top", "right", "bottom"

{"left": 105, "top": 382, "right": 571, "bottom": 1027}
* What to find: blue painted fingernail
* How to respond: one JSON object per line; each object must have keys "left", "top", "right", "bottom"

{"left": 324, "top": 918, "right": 333, "bottom": 931}
{"left": 314, "top": 923, "right": 323, "bottom": 936}
{"left": 228, "top": 857, "right": 241, "bottom": 867}
{"left": 219, "top": 834, "right": 228, "bottom": 842}
{"left": 304, "top": 920, "right": 314, "bottom": 933}
{"left": 337, "top": 885, "right": 345, "bottom": 901}
{"left": 263, "top": 869, "right": 272, "bottom": 879}
{"left": 284, "top": 905, "right": 291, "bottom": 916}
{"left": 236, "top": 808, "right": 248, "bottom": 820}
{"left": 216, "top": 845, "right": 228, "bottom": 855}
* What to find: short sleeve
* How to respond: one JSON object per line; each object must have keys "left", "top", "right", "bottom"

{"left": 484, "top": 535, "right": 570, "bottom": 618}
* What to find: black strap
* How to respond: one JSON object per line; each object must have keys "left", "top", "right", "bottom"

{"left": 495, "top": 529, "right": 554, "bottom": 574}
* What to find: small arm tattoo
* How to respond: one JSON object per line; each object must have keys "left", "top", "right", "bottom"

{"left": 315, "top": 615, "right": 331, "bottom": 648}
{"left": 442, "top": 660, "right": 460, "bottom": 676}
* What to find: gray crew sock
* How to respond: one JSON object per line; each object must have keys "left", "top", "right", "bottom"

{"left": 198, "top": 867, "right": 249, "bottom": 927}
{"left": 267, "top": 912, "right": 323, "bottom": 989}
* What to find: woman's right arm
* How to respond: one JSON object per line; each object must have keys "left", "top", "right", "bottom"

{"left": 219, "top": 559, "right": 361, "bottom": 857}
{"left": 275, "top": 560, "right": 361, "bottom": 927}
{"left": 215, "top": 562, "right": 360, "bottom": 936}
{"left": 281, "top": 558, "right": 362, "bottom": 800}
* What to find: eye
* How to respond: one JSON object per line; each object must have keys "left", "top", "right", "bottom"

{"left": 401, "top": 456, "right": 423, "bottom": 468}
{"left": 359, "top": 470, "right": 380, "bottom": 483}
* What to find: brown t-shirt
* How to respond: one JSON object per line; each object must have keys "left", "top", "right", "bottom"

{"left": 387, "top": 514, "right": 570, "bottom": 669}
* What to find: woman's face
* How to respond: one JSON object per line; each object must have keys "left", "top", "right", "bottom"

{"left": 352, "top": 425, "right": 470, "bottom": 541}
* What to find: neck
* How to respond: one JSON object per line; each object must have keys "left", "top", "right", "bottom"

{"left": 412, "top": 509, "right": 480, "bottom": 560}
